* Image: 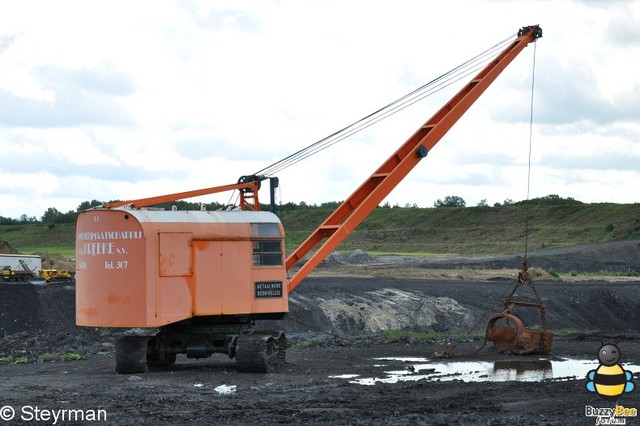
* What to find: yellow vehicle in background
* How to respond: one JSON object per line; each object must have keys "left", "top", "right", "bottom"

{"left": 39, "top": 269, "right": 75, "bottom": 284}
{"left": 1, "top": 265, "right": 36, "bottom": 282}
{"left": 1, "top": 258, "right": 39, "bottom": 283}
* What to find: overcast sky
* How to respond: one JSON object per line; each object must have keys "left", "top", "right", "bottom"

{"left": 1, "top": 0, "right": 639, "bottom": 219}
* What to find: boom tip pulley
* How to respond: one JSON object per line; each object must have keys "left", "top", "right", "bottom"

{"left": 518, "top": 25, "right": 542, "bottom": 40}
{"left": 237, "top": 174, "right": 266, "bottom": 193}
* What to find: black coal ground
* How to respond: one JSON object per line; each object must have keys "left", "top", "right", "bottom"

{"left": 1, "top": 273, "right": 640, "bottom": 425}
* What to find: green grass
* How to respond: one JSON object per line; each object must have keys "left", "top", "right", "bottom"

{"left": 14, "top": 247, "right": 75, "bottom": 256}
{"left": 1, "top": 202, "right": 639, "bottom": 257}
{"left": 582, "top": 270, "right": 640, "bottom": 278}
{"left": 64, "top": 352, "right": 85, "bottom": 361}
{"left": 38, "top": 352, "right": 62, "bottom": 362}
{"left": 0, "top": 222, "right": 75, "bottom": 254}
{"left": 378, "top": 329, "right": 451, "bottom": 345}
{"left": 281, "top": 202, "right": 640, "bottom": 255}
{"left": 553, "top": 328, "right": 581, "bottom": 336}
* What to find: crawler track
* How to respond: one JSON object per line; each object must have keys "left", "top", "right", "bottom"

{"left": 236, "top": 331, "right": 287, "bottom": 373}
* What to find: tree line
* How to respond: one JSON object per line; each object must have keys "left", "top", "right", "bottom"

{"left": 0, "top": 194, "right": 582, "bottom": 225}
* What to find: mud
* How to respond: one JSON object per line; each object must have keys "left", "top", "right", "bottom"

{"left": 321, "top": 239, "right": 640, "bottom": 275}
{"left": 3, "top": 338, "right": 640, "bottom": 426}
{"left": 1, "top": 241, "right": 639, "bottom": 425}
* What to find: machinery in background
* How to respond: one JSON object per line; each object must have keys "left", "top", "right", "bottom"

{"left": 39, "top": 268, "right": 75, "bottom": 284}
{"left": 0, "top": 256, "right": 40, "bottom": 283}
{"left": 0, "top": 254, "right": 74, "bottom": 284}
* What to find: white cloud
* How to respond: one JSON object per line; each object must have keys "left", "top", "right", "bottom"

{"left": 0, "top": 0, "right": 639, "bottom": 220}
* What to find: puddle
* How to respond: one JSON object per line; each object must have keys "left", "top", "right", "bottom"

{"left": 330, "top": 357, "right": 640, "bottom": 386}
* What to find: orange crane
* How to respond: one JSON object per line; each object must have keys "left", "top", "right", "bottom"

{"left": 75, "top": 25, "right": 542, "bottom": 373}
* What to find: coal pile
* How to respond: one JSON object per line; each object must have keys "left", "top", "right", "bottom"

{"left": 0, "top": 284, "right": 110, "bottom": 363}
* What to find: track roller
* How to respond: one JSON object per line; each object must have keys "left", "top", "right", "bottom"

{"left": 146, "top": 337, "right": 177, "bottom": 371}
{"left": 115, "top": 336, "right": 149, "bottom": 374}
{"left": 235, "top": 331, "right": 287, "bottom": 373}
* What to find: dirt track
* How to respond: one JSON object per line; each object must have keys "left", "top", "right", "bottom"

{"left": 1, "top": 241, "right": 640, "bottom": 425}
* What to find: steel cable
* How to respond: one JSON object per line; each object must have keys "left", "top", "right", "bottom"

{"left": 253, "top": 33, "right": 516, "bottom": 178}
{"left": 524, "top": 41, "right": 538, "bottom": 256}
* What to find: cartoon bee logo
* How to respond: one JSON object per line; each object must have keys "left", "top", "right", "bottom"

{"left": 586, "top": 343, "right": 635, "bottom": 400}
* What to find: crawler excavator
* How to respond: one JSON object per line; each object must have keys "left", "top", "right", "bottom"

{"left": 75, "top": 25, "right": 543, "bottom": 373}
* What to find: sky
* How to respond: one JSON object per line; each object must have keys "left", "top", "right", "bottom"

{"left": 0, "top": 0, "right": 639, "bottom": 220}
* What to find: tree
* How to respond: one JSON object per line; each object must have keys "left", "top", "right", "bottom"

{"left": 434, "top": 196, "right": 466, "bottom": 208}
{"left": 41, "top": 207, "right": 62, "bottom": 223}
{"left": 320, "top": 201, "right": 342, "bottom": 209}
{"left": 77, "top": 200, "right": 103, "bottom": 212}
{"left": 476, "top": 199, "right": 489, "bottom": 208}
{"left": 515, "top": 194, "right": 582, "bottom": 207}
{"left": 60, "top": 210, "right": 77, "bottom": 223}
{"left": 0, "top": 216, "right": 19, "bottom": 225}
{"left": 19, "top": 214, "right": 37, "bottom": 223}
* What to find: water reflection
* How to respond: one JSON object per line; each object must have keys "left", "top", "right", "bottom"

{"left": 492, "top": 360, "right": 553, "bottom": 381}
{"left": 329, "top": 357, "right": 640, "bottom": 386}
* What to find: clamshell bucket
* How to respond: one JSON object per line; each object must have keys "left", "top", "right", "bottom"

{"left": 486, "top": 255, "right": 554, "bottom": 355}
{"left": 486, "top": 311, "right": 554, "bottom": 355}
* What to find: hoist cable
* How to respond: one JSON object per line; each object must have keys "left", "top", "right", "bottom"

{"left": 261, "top": 59, "right": 496, "bottom": 177}
{"left": 524, "top": 40, "right": 538, "bottom": 257}
{"left": 256, "top": 37, "right": 511, "bottom": 177}
{"left": 253, "top": 33, "right": 516, "bottom": 178}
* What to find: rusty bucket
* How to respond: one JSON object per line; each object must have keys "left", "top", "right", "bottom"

{"left": 486, "top": 311, "right": 553, "bottom": 355}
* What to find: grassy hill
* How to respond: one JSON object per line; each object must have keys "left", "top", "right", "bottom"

{"left": 0, "top": 223, "right": 75, "bottom": 256}
{"left": 280, "top": 202, "right": 640, "bottom": 254}
{"left": 1, "top": 201, "right": 639, "bottom": 257}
